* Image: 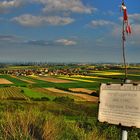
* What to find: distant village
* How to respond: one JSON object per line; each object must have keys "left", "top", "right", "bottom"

{"left": 0, "top": 63, "right": 139, "bottom": 77}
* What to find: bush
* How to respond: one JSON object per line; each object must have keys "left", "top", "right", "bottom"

{"left": 27, "top": 84, "right": 33, "bottom": 89}
{"left": 20, "top": 89, "right": 24, "bottom": 93}
{"left": 91, "top": 90, "right": 99, "bottom": 97}
{"left": 41, "top": 97, "right": 50, "bottom": 101}
{"left": 53, "top": 96, "right": 74, "bottom": 104}
{"left": 30, "top": 97, "right": 50, "bottom": 101}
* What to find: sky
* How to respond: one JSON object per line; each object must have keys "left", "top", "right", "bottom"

{"left": 0, "top": 0, "right": 140, "bottom": 63}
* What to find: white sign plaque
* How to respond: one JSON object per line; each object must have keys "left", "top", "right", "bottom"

{"left": 98, "top": 83, "right": 140, "bottom": 128}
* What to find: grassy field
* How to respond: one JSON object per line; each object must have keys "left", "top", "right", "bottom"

{"left": 0, "top": 68, "right": 140, "bottom": 139}
{"left": 0, "top": 99, "right": 140, "bottom": 140}
{"left": 0, "top": 100, "right": 120, "bottom": 140}
{"left": 21, "top": 87, "right": 54, "bottom": 100}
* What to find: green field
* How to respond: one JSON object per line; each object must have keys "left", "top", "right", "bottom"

{"left": 0, "top": 75, "right": 28, "bottom": 87}
{"left": 0, "top": 67, "right": 140, "bottom": 139}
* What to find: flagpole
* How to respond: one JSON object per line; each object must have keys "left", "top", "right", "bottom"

{"left": 122, "top": 26, "right": 128, "bottom": 140}
{"left": 121, "top": 1, "right": 128, "bottom": 139}
{"left": 122, "top": 16, "right": 127, "bottom": 80}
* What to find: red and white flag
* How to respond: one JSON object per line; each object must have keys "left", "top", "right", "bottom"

{"left": 121, "top": 2, "right": 132, "bottom": 35}
{"left": 122, "top": 3, "right": 128, "bottom": 22}
{"left": 126, "top": 24, "right": 131, "bottom": 34}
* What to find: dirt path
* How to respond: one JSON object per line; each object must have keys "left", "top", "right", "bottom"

{"left": 46, "top": 88, "right": 98, "bottom": 102}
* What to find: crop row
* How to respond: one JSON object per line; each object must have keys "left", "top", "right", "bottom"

{"left": 0, "top": 87, "right": 27, "bottom": 100}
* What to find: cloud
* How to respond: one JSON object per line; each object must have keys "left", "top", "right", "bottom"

{"left": 118, "top": 13, "right": 140, "bottom": 42}
{"left": 0, "top": 0, "right": 22, "bottom": 8}
{"left": 132, "top": 24, "right": 140, "bottom": 35}
{"left": 25, "top": 39, "right": 77, "bottom": 47}
{"left": 128, "top": 24, "right": 140, "bottom": 46}
{"left": 25, "top": 40, "right": 49, "bottom": 46}
{"left": 119, "top": 13, "right": 140, "bottom": 24}
{"left": 0, "top": 35, "right": 77, "bottom": 47}
{"left": 0, "top": 0, "right": 27, "bottom": 13}
{"left": 0, "top": 35, "right": 20, "bottom": 42}
{"left": 115, "top": 13, "right": 140, "bottom": 37}
{"left": 0, "top": 0, "right": 97, "bottom": 15}
{"left": 12, "top": 14, "right": 74, "bottom": 27}
{"left": 56, "top": 39, "right": 77, "bottom": 46}
{"left": 89, "top": 20, "right": 115, "bottom": 28}
{"left": 103, "top": 10, "right": 115, "bottom": 16}
{"left": 129, "top": 13, "right": 140, "bottom": 24}
{"left": 111, "top": 21, "right": 140, "bottom": 47}
{"left": 35, "top": 0, "right": 95, "bottom": 14}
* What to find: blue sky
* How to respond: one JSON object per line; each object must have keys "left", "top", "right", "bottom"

{"left": 0, "top": 0, "right": 140, "bottom": 63}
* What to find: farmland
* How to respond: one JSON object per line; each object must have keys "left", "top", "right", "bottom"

{"left": 0, "top": 78, "right": 13, "bottom": 84}
{"left": 0, "top": 87, "right": 27, "bottom": 100}
{"left": 34, "top": 76, "right": 73, "bottom": 83}
{"left": 0, "top": 63, "right": 140, "bottom": 139}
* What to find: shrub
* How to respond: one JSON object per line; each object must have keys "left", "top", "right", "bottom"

{"left": 27, "top": 84, "right": 33, "bottom": 89}
{"left": 20, "top": 89, "right": 24, "bottom": 93}
{"left": 30, "top": 97, "right": 50, "bottom": 101}
{"left": 53, "top": 96, "right": 74, "bottom": 104}
{"left": 91, "top": 90, "right": 99, "bottom": 97}
{"left": 30, "top": 97, "right": 42, "bottom": 101}
{"left": 41, "top": 97, "right": 50, "bottom": 101}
